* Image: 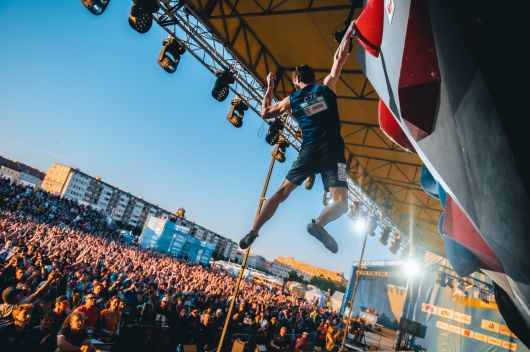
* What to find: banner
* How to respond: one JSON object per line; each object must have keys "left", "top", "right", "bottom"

{"left": 342, "top": 260, "right": 408, "bottom": 329}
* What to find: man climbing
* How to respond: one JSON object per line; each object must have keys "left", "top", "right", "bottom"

{"left": 239, "top": 20, "right": 356, "bottom": 253}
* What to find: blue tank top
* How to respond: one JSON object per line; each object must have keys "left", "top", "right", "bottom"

{"left": 289, "top": 84, "right": 342, "bottom": 147}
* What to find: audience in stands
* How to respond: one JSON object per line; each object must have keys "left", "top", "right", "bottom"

{"left": 0, "top": 178, "right": 343, "bottom": 351}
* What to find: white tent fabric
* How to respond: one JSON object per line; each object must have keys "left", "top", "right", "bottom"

{"left": 330, "top": 291, "right": 345, "bottom": 312}
{"left": 305, "top": 287, "right": 327, "bottom": 306}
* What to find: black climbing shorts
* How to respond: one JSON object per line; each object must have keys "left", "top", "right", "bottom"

{"left": 285, "top": 140, "right": 348, "bottom": 191}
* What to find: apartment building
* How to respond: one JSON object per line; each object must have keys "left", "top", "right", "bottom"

{"left": 42, "top": 163, "right": 171, "bottom": 228}
{"left": 273, "top": 256, "right": 346, "bottom": 284}
{"left": 235, "top": 252, "right": 269, "bottom": 272}
{"left": 0, "top": 156, "right": 45, "bottom": 187}
{"left": 270, "top": 260, "right": 292, "bottom": 279}
{"left": 42, "top": 163, "right": 238, "bottom": 261}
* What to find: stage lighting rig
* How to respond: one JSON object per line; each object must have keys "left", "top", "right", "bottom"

{"left": 305, "top": 174, "right": 315, "bottom": 190}
{"left": 158, "top": 37, "right": 186, "bottom": 73}
{"left": 212, "top": 70, "right": 235, "bottom": 102}
{"left": 129, "top": 0, "right": 159, "bottom": 34}
{"left": 226, "top": 98, "right": 248, "bottom": 128}
{"left": 81, "top": 0, "right": 110, "bottom": 15}
{"left": 265, "top": 118, "right": 284, "bottom": 145}
{"left": 272, "top": 139, "right": 288, "bottom": 163}
{"left": 379, "top": 228, "right": 391, "bottom": 246}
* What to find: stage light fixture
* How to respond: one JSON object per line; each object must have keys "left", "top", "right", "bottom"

{"left": 212, "top": 70, "right": 235, "bottom": 102}
{"left": 129, "top": 0, "right": 159, "bottom": 34}
{"left": 446, "top": 276, "right": 454, "bottom": 289}
{"left": 265, "top": 118, "right": 284, "bottom": 145}
{"left": 379, "top": 228, "right": 390, "bottom": 246}
{"left": 305, "top": 174, "right": 315, "bottom": 190}
{"left": 157, "top": 37, "right": 186, "bottom": 73}
{"left": 81, "top": 0, "right": 110, "bottom": 15}
{"left": 389, "top": 235, "right": 401, "bottom": 254}
{"left": 347, "top": 201, "right": 362, "bottom": 220}
{"left": 437, "top": 272, "right": 447, "bottom": 287}
{"left": 366, "top": 218, "right": 377, "bottom": 236}
{"left": 226, "top": 98, "right": 248, "bottom": 128}
{"left": 272, "top": 139, "right": 288, "bottom": 163}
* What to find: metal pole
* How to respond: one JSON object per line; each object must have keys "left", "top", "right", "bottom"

{"left": 340, "top": 231, "right": 369, "bottom": 352}
{"left": 216, "top": 156, "right": 276, "bottom": 352}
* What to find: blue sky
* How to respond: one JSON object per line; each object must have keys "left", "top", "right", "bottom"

{"left": 0, "top": 1, "right": 397, "bottom": 276}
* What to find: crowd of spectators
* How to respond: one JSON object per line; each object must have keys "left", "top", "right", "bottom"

{"left": 0, "top": 178, "right": 346, "bottom": 351}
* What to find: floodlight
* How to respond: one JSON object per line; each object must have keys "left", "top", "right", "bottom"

{"left": 158, "top": 37, "right": 186, "bottom": 73}
{"left": 366, "top": 218, "right": 377, "bottom": 236}
{"left": 266, "top": 118, "right": 284, "bottom": 145}
{"left": 272, "top": 139, "right": 288, "bottom": 163}
{"left": 129, "top": 0, "right": 159, "bottom": 34}
{"left": 437, "top": 272, "right": 447, "bottom": 287}
{"left": 226, "top": 98, "right": 248, "bottom": 128}
{"left": 347, "top": 201, "right": 362, "bottom": 220}
{"left": 389, "top": 235, "right": 401, "bottom": 254}
{"left": 305, "top": 174, "right": 315, "bottom": 190}
{"left": 379, "top": 228, "right": 390, "bottom": 246}
{"left": 81, "top": 0, "right": 110, "bottom": 15}
{"left": 212, "top": 70, "right": 235, "bottom": 102}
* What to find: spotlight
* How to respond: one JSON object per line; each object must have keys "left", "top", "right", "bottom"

{"left": 389, "top": 235, "right": 401, "bottom": 254}
{"left": 129, "top": 0, "right": 159, "bottom": 34}
{"left": 81, "top": 0, "right": 110, "bottom": 15}
{"left": 272, "top": 139, "right": 288, "bottom": 163}
{"left": 347, "top": 201, "right": 362, "bottom": 220}
{"left": 265, "top": 118, "right": 284, "bottom": 145}
{"left": 437, "top": 272, "right": 447, "bottom": 287}
{"left": 366, "top": 218, "right": 377, "bottom": 236}
{"left": 157, "top": 37, "right": 186, "bottom": 73}
{"left": 402, "top": 257, "right": 421, "bottom": 278}
{"left": 446, "top": 276, "right": 454, "bottom": 289}
{"left": 379, "top": 228, "right": 390, "bottom": 246}
{"left": 212, "top": 70, "right": 235, "bottom": 102}
{"left": 305, "top": 174, "right": 315, "bottom": 190}
{"left": 226, "top": 98, "right": 248, "bottom": 128}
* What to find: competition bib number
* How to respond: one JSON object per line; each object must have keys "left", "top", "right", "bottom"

{"left": 300, "top": 95, "right": 328, "bottom": 117}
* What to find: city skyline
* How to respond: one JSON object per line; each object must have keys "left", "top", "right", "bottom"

{"left": 0, "top": 1, "right": 399, "bottom": 275}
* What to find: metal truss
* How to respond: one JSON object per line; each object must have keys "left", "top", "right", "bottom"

{"left": 151, "top": 0, "right": 430, "bottom": 253}
{"left": 207, "top": 1, "right": 353, "bottom": 19}
{"left": 154, "top": 1, "right": 302, "bottom": 151}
